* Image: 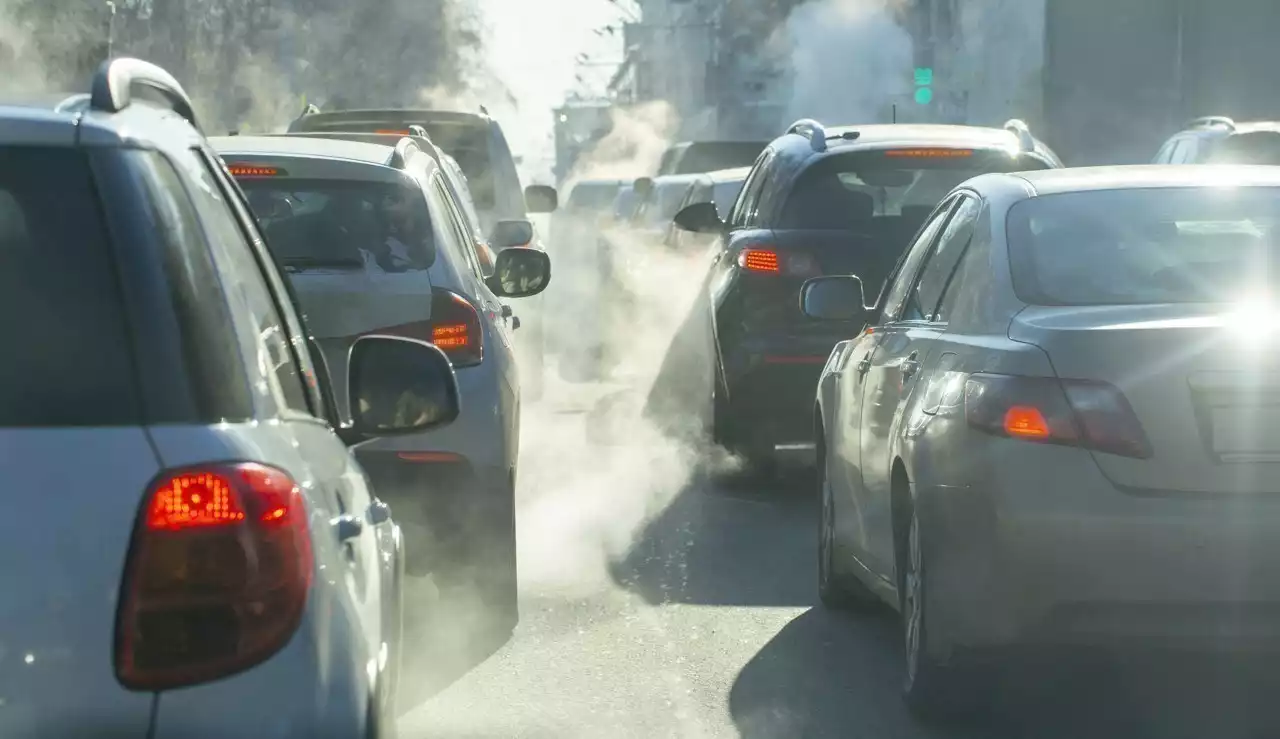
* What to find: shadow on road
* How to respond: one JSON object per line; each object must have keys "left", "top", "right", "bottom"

{"left": 730, "top": 605, "right": 1280, "bottom": 739}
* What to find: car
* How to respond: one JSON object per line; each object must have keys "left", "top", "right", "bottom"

{"left": 627, "top": 174, "right": 701, "bottom": 246}
{"left": 1152, "top": 116, "right": 1280, "bottom": 165}
{"left": 805, "top": 163, "right": 1280, "bottom": 718}
{"left": 672, "top": 118, "right": 1063, "bottom": 474}
{"left": 665, "top": 166, "right": 750, "bottom": 252}
{"left": 0, "top": 57, "right": 463, "bottom": 738}
{"left": 657, "top": 139, "right": 770, "bottom": 175}
{"left": 209, "top": 133, "right": 551, "bottom": 633}
{"left": 285, "top": 106, "right": 559, "bottom": 399}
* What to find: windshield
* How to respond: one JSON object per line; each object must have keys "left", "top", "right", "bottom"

{"left": 236, "top": 177, "right": 435, "bottom": 272}
{"left": 1008, "top": 187, "right": 1280, "bottom": 304}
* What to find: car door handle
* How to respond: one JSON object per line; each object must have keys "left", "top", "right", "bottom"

{"left": 501, "top": 304, "right": 513, "bottom": 318}
{"left": 332, "top": 514, "right": 364, "bottom": 542}
{"left": 901, "top": 354, "right": 921, "bottom": 378}
{"left": 856, "top": 355, "right": 871, "bottom": 374}
{"left": 367, "top": 499, "right": 391, "bottom": 525}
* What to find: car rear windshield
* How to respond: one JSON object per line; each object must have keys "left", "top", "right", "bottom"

{"left": 1007, "top": 187, "right": 1280, "bottom": 305}
{"left": 643, "top": 183, "right": 694, "bottom": 226}
{"left": 0, "top": 146, "right": 141, "bottom": 426}
{"left": 780, "top": 148, "right": 1049, "bottom": 230}
{"left": 568, "top": 181, "right": 621, "bottom": 211}
{"left": 1202, "top": 131, "right": 1280, "bottom": 165}
{"left": 235, "top": 177, "right": 435, "bottom": 272}
{"left": 418, "top": 123, "right": 496, "bottom": 209}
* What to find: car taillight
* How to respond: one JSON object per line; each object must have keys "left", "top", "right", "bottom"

{"left": 964, "top": 373, "right": 1152, "bottom": 459}
{"left": 430, "top": 288, "right": 483, "bottom": 367}
{"left": 115, "top": 463, "right": 313, "bottom": 690}
{"left": 737, "top": 247, "right": 821, "bottom": 277}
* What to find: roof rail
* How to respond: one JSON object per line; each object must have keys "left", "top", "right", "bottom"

{"left": 785, "top": 118, "right": 827, "bottom": 152}
{"left": 407, "top": 124, "right": 432, "bottom": 143}
{"left": 89, "top": 57, "right": 199, "bottom": 131}
{"left": 1003, "top": 118, "right": 1034, "bottom": 152}
{"left": 54, "top": 93, "right": 90, "bottom": 114}
{"left": 387, "top": 137, "right": 422, "bottom": 169}
{"left": 300, "top": 103, "right": 320, "bottom": 117}
{"left": 1186, "top": 115, "right": 1236, "bottom": 131}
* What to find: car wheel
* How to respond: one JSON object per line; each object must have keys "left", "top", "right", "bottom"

{"left": 900, "top": 502, "right": 992, "bottom": 721}
{"left": 818, "top": 455, "right": 878, "bottom": 610}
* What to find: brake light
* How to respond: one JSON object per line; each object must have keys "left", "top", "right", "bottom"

{"left": 115, "top": 463, "right": 313, "bottom": 690}
{"left": 736, "top": 247, "right": 821, "bottom": 277}
{"left": 430, "top": 288, "right": 483, "bottom": 367}
{"left": 964, "top": 374, "right": 1152, "bottom": 459}
{"left": 226, "top": 164, "right": 282, "bottom": 177}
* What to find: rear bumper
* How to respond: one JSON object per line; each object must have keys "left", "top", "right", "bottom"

{"left": 918, "top": 438, "right": 1280, "bottom": 657}
{"left": 719, "top": 332, "right": 838, "bottom": 453}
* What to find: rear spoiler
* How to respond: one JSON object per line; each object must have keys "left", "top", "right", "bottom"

{"left": 287, "top": 107, "right": 488, "bottom": 133}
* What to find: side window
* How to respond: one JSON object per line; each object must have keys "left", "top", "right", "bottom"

{"left": 729, "top": 149, "right": 773, "bottom": 228}
{"left": 1153, "top": 139, "right": 1177, "bottom": 164}
{"left": 181, "top": 148, "right": 312, "bottom": 416}
{"left": 905, "top": 195, "right": 982, "bottom": 322}
{"left": 1169, "top": 137, "right": 1197, "bottom": 164}
{"left": 880, "top": 197, "right": 958, "bottom": 323}
{"left": 934, "top": 208, "right": 992, "bottom": 325}
{"left": 425, "top": 174, "right": 479, "bottom": 279}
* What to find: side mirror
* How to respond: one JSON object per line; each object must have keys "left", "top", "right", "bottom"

{"left": 673, "top": 201, "right": 723, "bottom": 234}
{"left": 524, "top": 184, "right": 558, "bottom": 213}
{"left": 344, "top": 336, "right": 460, "bottom": 443}
{"left": 632, "top": 177, "right": 654, "bottom": 198}
{"left": 800, "top": 275, "right": 871, "bottom": 322}
{"left": 489, "top": 219, "right": 534, "bottom": 248}
{"left": 488, "top": 246, "right": 551, "bottom": 298}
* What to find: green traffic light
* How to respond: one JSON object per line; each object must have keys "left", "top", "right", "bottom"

{"left": 915, "top": 87, "right": 933, "bottom": 105}
{"left": 914, "top": 67, "right": 933, "bottom": 86}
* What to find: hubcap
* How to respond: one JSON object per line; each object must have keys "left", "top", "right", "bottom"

{"left": 904, "top": 512, "right": 923, "bottom": 685}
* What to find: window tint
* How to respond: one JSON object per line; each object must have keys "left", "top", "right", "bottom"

{"left": 906, "top": 196, "right": 982, "bottom": 321}
{"left": 184, "top": 150, "right": 311, "bottom": 415}
{"left": 131, "top": 150, "right": 252, "bottom": 420}
{"left": 881, "top": 198, "right": 957, "bottom": 323}
{"left": 0, "top": 146, "right": 141, "bottom": 426}
{"left": 713, "top": 179, "right": 746, "bottom": 220}
{"left": 1007, "top": 187, "right": 1280, "bottom": 305}
{"left": 236, "top": 176, "right": 435, "bottom": 273}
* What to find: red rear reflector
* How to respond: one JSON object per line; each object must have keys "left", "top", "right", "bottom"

{"left": 884, "top": 149, "right": 973, "bottom": 158}
{"left": 739, "top": 249, "right": 780, "bottom": 273}
{"left": 226, "top": 164, "right": 281, "bottom": 177}
{"left": 116, "top": 463, "right": 313, "bottom": 690}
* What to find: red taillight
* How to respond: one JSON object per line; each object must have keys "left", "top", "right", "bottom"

{"left": 964, "top": 373, "right": 1152, "bottom": 459}
{"left": 115, "top": 463, "right": 313, "bottom": 690}
{"left": 736, "top": 247, "right": 821, "bottom": 277}
{"left": 429, "top": 288, "right": 483, "bottom": 367}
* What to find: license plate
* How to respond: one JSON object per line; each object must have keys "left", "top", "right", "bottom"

{"left": 1211, "top": 406, "right": 1280, "bottom": 454}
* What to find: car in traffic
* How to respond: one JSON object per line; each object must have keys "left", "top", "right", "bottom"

{"left": 210, "top": 133, "right": 552, "bottom": 633}
{"left": 1152, "top": 116, "right": 1280, "bottom": 165}
{"left": 1, "top": 58, "right": 464, "bottom": 738}
{"left": 665, "top": 166, "right": 750, "bottom": 252}
{"left": 627, "top": 174, "right": 701, "bottom": 248}
{"left": 673, "top": 118, "right": 1063, "bottom": 474}
{"left": 285, "top": 106, "right": 559, "bottom": 398}
{"left": 805, "top": 163, "right": 1280, "bottom": 719}
{"left": 657, "top": 139, "right": 770, "bottom": 175}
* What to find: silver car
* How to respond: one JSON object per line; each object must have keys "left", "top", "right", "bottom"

{"left": 806, "top": 164, "right": 1280, "bottom": 718}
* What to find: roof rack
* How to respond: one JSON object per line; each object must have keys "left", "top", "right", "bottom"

{"left": 1186, "top": 116, "right": 1236, "bottom": 131}
{"left": 387, "top": 137, "right": 423, "bottom": 169}
{"left": 89, "top": 57, "right": 200, "bottom": 132}
{"left": 785, "top": 118, "right": 828, "bottom": 152}
{"left": 1003, "top": 119, "right": 1035, "bottom": 152}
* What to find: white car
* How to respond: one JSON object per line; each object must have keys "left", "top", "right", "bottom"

{"left": 1, "top": 58, "right": 462, "bottom": 738}
{"left": 211, "top": 134, "right": 551, "bottom": 633}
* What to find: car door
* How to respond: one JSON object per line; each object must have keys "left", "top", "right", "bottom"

{"left": 190, "top": 146, "right": 389, "bottom": 669}
{"left": 859, "top": 194, "right": 984, "bottom": 573}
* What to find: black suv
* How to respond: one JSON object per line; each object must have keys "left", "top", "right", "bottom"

{"left": 673, "top": 118, "right": 1062, "bottom": 472}
{"left": 1152, "top": 116, "right": 1280, "bottom": 165}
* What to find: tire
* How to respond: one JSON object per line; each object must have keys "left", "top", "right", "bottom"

{"left": 817, "top": 452, "right": 879, "bottom": 610}
{"left": 899, "top": 501, "right": 993, "bottom": 721}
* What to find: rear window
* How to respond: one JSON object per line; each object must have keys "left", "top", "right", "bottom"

{"left": 235, "top": 177, "right": 435, "bottom": 272}
{"left": 1202, "top": 131, "right": 1280, "bottom": 165}
{"left": 0, "top": 146, "right": 141, "bottom": 426}
{"left": 419, "top": 123, "right": 496, "bottom": 209}
{"left": 1007, "top": 187, "right": 1280, "bottom": 305}
{"left": 567, "top": 182, "right": 621, "bottom": 211}
{"left": 644, "top": 183, "right": 694, "bottom": 225}
{"left": 781, "top": 148, "right": 1049, "bottom": 230}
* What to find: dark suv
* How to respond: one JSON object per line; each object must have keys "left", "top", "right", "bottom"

{"left": 673, "top": 118, "right": 1062, "bottom": 472}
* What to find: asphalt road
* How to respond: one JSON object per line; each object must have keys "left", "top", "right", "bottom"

{"left": 392, "top": 388, "right": 1280, "bottom": 739}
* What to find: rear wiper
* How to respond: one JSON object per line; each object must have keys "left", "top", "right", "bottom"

{"left": 281, "top": 256, "right": 363, "bottom": 270}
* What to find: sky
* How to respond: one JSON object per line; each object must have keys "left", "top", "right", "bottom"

{"left": 476, "top": 0, "right": 635, "bottom": 183}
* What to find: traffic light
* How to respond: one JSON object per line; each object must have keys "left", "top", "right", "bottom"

{"left": 914, "top": 67, "right": 933, "bottom": 105}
